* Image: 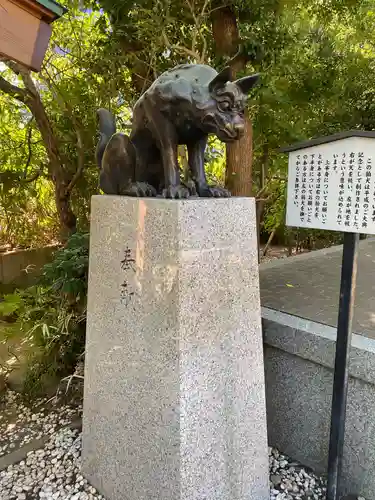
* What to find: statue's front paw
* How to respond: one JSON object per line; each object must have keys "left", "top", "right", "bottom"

{"left": 161, "top": 185, "right": 190, "bottom": 199}
{"left": 208, "top": 186, "right": 231, "bottom": 197}
{"left": 197, "top": 184, "right": 231, "bottom": 198}
{"left": 182, "top": 179, "right": 197, "bottom": 196}
{"left": 123, "top": 182, "right": 157, "bottom": 197}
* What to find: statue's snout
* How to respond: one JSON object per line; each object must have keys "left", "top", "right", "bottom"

{"left": 234, "top": 121, "right": 245, "bottom": 137}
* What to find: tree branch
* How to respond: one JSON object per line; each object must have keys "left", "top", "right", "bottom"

{"left": 41, "top": 66, "right": 84, "bottom": 194}
{"left": 23, "top": 168, "right": 43, "bottom": 183}
{"left": 161, "top": 30, "right": 202, "bottom": 62}
{"left": 0, "top": 167, "right": 43, "bottom": 185}
{"left": 5, "top": 63, "right": 64, "bottom": 174}
{"left": 6, "top": 61, "right": 39, "bottom": 98}
{"left": 23, "top": 122, "right": 34, "bottom": 179}
{"left": 0, "top": 74, "right": 27, "bottom": 102}
{"left": 255, "top": 176, "right": 286, "bottom": 199}
{"left": 65, "top": 128, "right": 84, "bottom": 194}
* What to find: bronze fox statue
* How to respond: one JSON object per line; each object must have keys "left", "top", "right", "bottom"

{"left": 96, "top": 64, "right": 259, "bottom": 199}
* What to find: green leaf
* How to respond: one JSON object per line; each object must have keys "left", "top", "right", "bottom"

{"left": 0, "top": 294, "right": 23, "bottom": 316}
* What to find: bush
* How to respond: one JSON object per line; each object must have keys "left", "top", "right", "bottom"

{"left": 0, "top": 232, "right": 89, "bottom": 396}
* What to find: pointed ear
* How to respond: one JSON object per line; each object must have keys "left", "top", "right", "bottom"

{"left": 208, "top": 66, "right": 232, "bottom": 93}
{"left": 234, "top": 73, "right": 260, "bottom": 94}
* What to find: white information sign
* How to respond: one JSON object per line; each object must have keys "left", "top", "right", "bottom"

{"left": 286, "top": 135, "right": 375, "bottom": 234}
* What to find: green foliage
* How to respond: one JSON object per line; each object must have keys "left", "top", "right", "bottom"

{"left": 0, "top": 293, "right": 23, "bottom": 317}
{"left": 0, "top": 2, "right": 129, "bottom": 247}
{"left": 92, "top": 0, "right": 213, "bottom": 73}
{"left": 0, "top": 232, "right": 89, "bottom": 395}
{"left": 250, "top": 0, "right": 375, "bottom": 246}
{"left": 0, "top": 88, "right": 57, "bottom": 248}
{"left": 262, "top": 178, "right": 286, "bottom": 233}
{"left": 2, "top": 0, "right": 375, "bottom": 251}
{"left": 205, "top": 138, "right": 226, "bottom": 186}
{"left": 42, "top": 233, "right": 89, "bottom": 298}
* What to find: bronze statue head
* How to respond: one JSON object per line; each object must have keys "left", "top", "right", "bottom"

{"left": 198, "top": 67, "right": 260, "bottom": 143}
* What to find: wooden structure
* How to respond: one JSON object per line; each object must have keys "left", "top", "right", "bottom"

{"left": 0, "top": 0, "right": 66, "bottom": 72}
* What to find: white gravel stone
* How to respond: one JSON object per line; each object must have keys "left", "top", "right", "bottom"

{"left": 0, "top": 391, "right": 82, "bottom": 459}
{"left": 269, "top": 447, "right": 326, "bottom": 500}
{"left": 0, "top": 390, "right": 327, "bottom": 500}
{"left": 0, "top": 427, "right": 100, "bottom": 500}
{"left": 0, "top": 430, "right": 328, "bottom": 500}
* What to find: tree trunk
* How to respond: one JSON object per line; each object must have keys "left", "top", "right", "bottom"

{"left": 256, "top": 144, "right": 269, "bottom": 261}
{"left": 4, "top": 62, "right": 77, "bottom": 240}
{"left": 54, "top": 183, "right": 77, "bottom": 241}
{"left": 225, "top": 115, "right": 253, "bottom": 195}
{"left": 211, "top": 4, "right": 254, "bottom": 196}
{"left": 256, "top": 199, "right": 262, "bottom": 263}
{"left": 263, "top": 229, "right": 276, "bottom": 257}
{"left": 25, "top": 85, "right": 77, "bottom": 240}
{"left": 287, "top": 233, "right": 293, "bottom": 256}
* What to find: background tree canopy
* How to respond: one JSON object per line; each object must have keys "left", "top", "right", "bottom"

{"left": 1, "top": 0, "right": 375, "bottom": 251}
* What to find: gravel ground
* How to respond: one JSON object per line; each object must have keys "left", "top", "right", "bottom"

{"left": 0, "top": 391, "right": 82, "bottom": 458}
{"left": 0, "top": 390, "right": 329, "bottom": 500}
{"left": 0, "top": 429, "right": 328, "bottom": 500}
{"left": 0, "top": 427, "right": 102, "bottom": 500}
{"left": 269, "top": 448, "right": 326, "bottom": 500}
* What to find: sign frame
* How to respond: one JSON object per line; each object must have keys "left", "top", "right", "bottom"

{"left": 283, "top": 131, "right": 375, "bottom": 235}
{"left": 281, "top": 130, "right": 374, "bottom": 500}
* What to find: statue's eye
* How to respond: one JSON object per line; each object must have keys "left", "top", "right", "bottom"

{"left": 220, "top": 101, "right": 231, "bottom": 111}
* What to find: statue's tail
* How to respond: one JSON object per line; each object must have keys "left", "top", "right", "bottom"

{"left": 96, "top": 108, "right": 116, "bottom": 170}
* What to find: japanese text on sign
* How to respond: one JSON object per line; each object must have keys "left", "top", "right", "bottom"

{"left": 286, "top": 140, "right": 375, "bottom": 234}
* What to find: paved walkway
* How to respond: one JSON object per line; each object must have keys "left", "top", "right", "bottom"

{"left": 259, "top": 238, "right": 375, "bottom": 339}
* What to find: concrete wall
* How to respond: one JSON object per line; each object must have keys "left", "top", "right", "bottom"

{"left": 263, "top": 307, "right": 375, "bottom": 499}
{"left": 0, "top": 245, "right": 59, "bottom": 289}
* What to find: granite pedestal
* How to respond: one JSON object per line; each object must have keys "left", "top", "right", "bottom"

{"left": 82, "top": 196, "right": 269, "bottom": 500}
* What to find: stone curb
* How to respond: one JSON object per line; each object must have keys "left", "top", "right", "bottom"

{"left": 0, "top": 418, "right": 82, "bottom": 471}
{"left": 262, "top": 307, "right": 375, "bottom": 387}
{"left": 341, "top": 496, "right": 369, "bottom": 500}
{"left": 259, "top": 237, "right": 375, "bottom": 271}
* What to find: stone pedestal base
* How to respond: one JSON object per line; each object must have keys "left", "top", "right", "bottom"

{"left": 82, "top": 196, "right": 269, "bottom": 500}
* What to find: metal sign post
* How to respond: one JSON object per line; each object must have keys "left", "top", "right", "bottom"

{"left": 281, "top": 131, "right": 375, "bottom": 500}
{"left": 326, "top": 232, "right": 359, "bottom": 500}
